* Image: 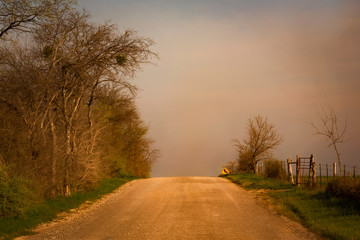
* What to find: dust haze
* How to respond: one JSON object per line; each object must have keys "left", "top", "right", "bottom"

{"left": 80, "top": 0, "right": 360, "bottom": 177}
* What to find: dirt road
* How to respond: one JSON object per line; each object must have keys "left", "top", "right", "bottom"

{"left": 18, "top": 177, "right": 320, "bottom": 240}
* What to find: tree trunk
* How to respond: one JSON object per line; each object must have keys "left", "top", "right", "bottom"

{"left": 64, "top": 125, "right": 71, "bottom": 196}
{"left": 333, "top": 142, "right": 342, "bottom": 175}
{"left": 49, "top": 114, "right": 57, "bottom": 197}
{"left": 254, "top": 159, "right": 259, "bottom": 174}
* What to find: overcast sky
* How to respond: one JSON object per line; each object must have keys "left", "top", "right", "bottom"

{"left": 78, "top": 0, "right": 360, "bottom": 177}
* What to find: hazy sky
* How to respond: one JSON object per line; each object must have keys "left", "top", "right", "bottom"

{"left": 78, "top": 0, "right": 360, "bottom": 177}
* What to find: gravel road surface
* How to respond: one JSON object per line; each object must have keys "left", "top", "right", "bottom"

{"left": 18, "top": 177, "right": 320, "bottom": 240}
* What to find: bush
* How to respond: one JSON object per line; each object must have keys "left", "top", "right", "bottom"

{"left": 237, "top": 150, "right": 254, "bottom": 173}
{"left": 0, "top": 165, "right": 34, "bottom": 217}
{"left": 223, "top": 161, "right": 239, "bottom": 174}
{"left": 326, "top": 177, "right": 360, "bottom": 201}
{"left": 263, "top": 159, "right": 286, "bottom": 180}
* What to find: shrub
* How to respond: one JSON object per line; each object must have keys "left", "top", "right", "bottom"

{"left": 0, "top": 165, "right": 34, "bottom": 217}
{"left": 223, "top": 161, "right": 239, "bottom": 174}
{"left": 263, "top": 159, "right": 286, "bottom": 180}
{"left": 237, "top": 150, "right": 254, "bottom": 173}
{"left": 326, "top": 177, "right": 360, "bottom": 201}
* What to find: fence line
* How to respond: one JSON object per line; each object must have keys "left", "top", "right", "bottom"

{"left": 316, "top": 163, "right": 358, "bottom": 178}
{"left": 258, "top": 158, "right": 358, "bottom": 188}
{"left": 316, "top": 163, "right": 359, "bottom": 188}
{"left": 257, "top": 160, "right": 288, "bottom": 175}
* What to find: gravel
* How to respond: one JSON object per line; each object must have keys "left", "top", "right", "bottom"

{"left": 16, "top": 177, "right": 322, "bottom": 240}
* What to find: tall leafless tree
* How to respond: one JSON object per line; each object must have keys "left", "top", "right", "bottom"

{"left": 312, "top": 103, "right": 347, "bottom": 174}
{"left": 0, "top": 0, "right": 75, "bottom": 40}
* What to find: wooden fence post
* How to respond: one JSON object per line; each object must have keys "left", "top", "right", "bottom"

{"left": 333, "top": 162, "right": 336, "bottom": 178}
{"left": 313, "top": 156, "right": 316, "bottom": 187}
{"left": 343, "top": 164, "right": 346, "bottom": 177}
{"left": 283, "top": 161, "right": 286, "bottom": 173}
{"left": 354, "top": 166, "right": 356, "bottom": 179}
{"left": 319, "top": 163, "right": 322, "bottom": 188}
{"left": 309, "top": 154, "right": 316, "bottom": 188}
{"left": 296, "top": 155, "right": 300, "bottom": 186}
{"left": 287, "top": 158, "right": 294, "bottom": 185}
{"left": 326, "top": 163, "right": 329, "bottom": 183}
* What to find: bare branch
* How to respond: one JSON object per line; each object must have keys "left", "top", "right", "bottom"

{"left": 234, "top": 115, "right": 283, "bottom": 174}
{"left": 312, "top": 103, "right": 347, "bottom": 173}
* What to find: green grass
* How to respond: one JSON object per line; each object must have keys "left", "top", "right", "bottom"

{"left": 224, "top": 173, "right": 295, "bottom": 190}
{"left": 222, "top": 174, "right": 360, "bottom": 240}
{"left": 0, "top": 176, "right": 137, "bottom": 240}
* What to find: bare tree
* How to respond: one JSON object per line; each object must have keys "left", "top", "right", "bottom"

{"left": 0, "top": 0, "right": 75, "bottom": 40}
{"left": 33, "top": 9, "right": 156, "bottom": 195}
{"left": 312, "top": 103, "right": 346, "bottom": 174}
{"left": 234, "top": 115, "right": 283, "bottom": 174}
{"left": 1, "top": 5, "right": 158, "bottom": 197}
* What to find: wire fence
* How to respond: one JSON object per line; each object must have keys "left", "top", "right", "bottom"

{"left": 257, "top": 159, "right": 359, "bottom": 188}
{"left": 257, "top": 160, "right": 287, "bottom": 175}
{"left": 317, "top": 163, "right": 359, "bottom": 188}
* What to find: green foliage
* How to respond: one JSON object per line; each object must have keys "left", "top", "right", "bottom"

{"left": 263, "top": 159, "right": 287, "bottom": 180}
{"left": 115, "top": 55, "right": 127, "bottom": 65}
{"left": 326, "top": 177, "right": 360, "bottom": 201}
{"left": 224, "top": 173, "right": 360, "bottom": 240}
{"left": 0, "top": 176, "right": 137, "bottom": 239}
{"left": 109, "top": 156, "right": 128, "bottom": 177}
{"left": 0, "top": 165, "right": 34, "bottom": 217}
{"left": 224, "top": 173, "right": 293, "bottom": 190}
{"left": 42, "top": 45, "right": 53, "bottom": 58}
{"left": 270, "top": 190, "right": 360, "bottom": 240}
{"left": 0, "top": 3, "right": 158, "bottom": 239}
{"left": 237, "top": 149, "right": 254, "bottom": 173}
{"left": 101, "top": 98, "right": 157, "bottom": 179}
{"left": 1, "top": 3, "right": 157, "bottom": 199}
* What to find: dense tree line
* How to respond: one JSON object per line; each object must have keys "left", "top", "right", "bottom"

{"left": 0, "top": 0, "right": 158, "bottom": 206}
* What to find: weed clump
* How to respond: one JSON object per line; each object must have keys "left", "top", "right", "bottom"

{"left": 326, "top": 177, "right": 360, "bottom": 201}
{"left": 0, "top": 165, "right": 34, "bottom": 217}
{"left": 263, "top": 159, "right": 287, "bottom": 180}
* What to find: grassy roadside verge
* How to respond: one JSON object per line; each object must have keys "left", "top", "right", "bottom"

{"left": 0, "top": 176, "right": 138, "bottom": 240}
{"left": 222, "top": 174, "right": 360, "bottom": 240}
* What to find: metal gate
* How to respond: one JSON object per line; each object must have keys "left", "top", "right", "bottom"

{"left": 296, "top": 155, "right": 313, "bottom": 185}
{"left": 287, "top": 154, "right": 316, "bottom": 186}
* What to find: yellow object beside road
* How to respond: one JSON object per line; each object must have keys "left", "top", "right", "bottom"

{"left": 222, "top": 168, "right": 230, "bottom": 175}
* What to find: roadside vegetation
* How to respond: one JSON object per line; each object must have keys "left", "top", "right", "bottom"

{"left": 0, "top": 0, "right": 159, "bottom": 237}
{"left": 222, "top": 173, "right": 360, "bottom": 240}
{"left": 224, "top": 108, "right": 357, "bottom": 239}
{"left": 0, "top": 176, "right": 137, "bottom": 240}
{"left": 326, "top": 177, "right": 360, "bottom": 201}
{"left": 233, "top": 115, "right": 283, "bottom": 174}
